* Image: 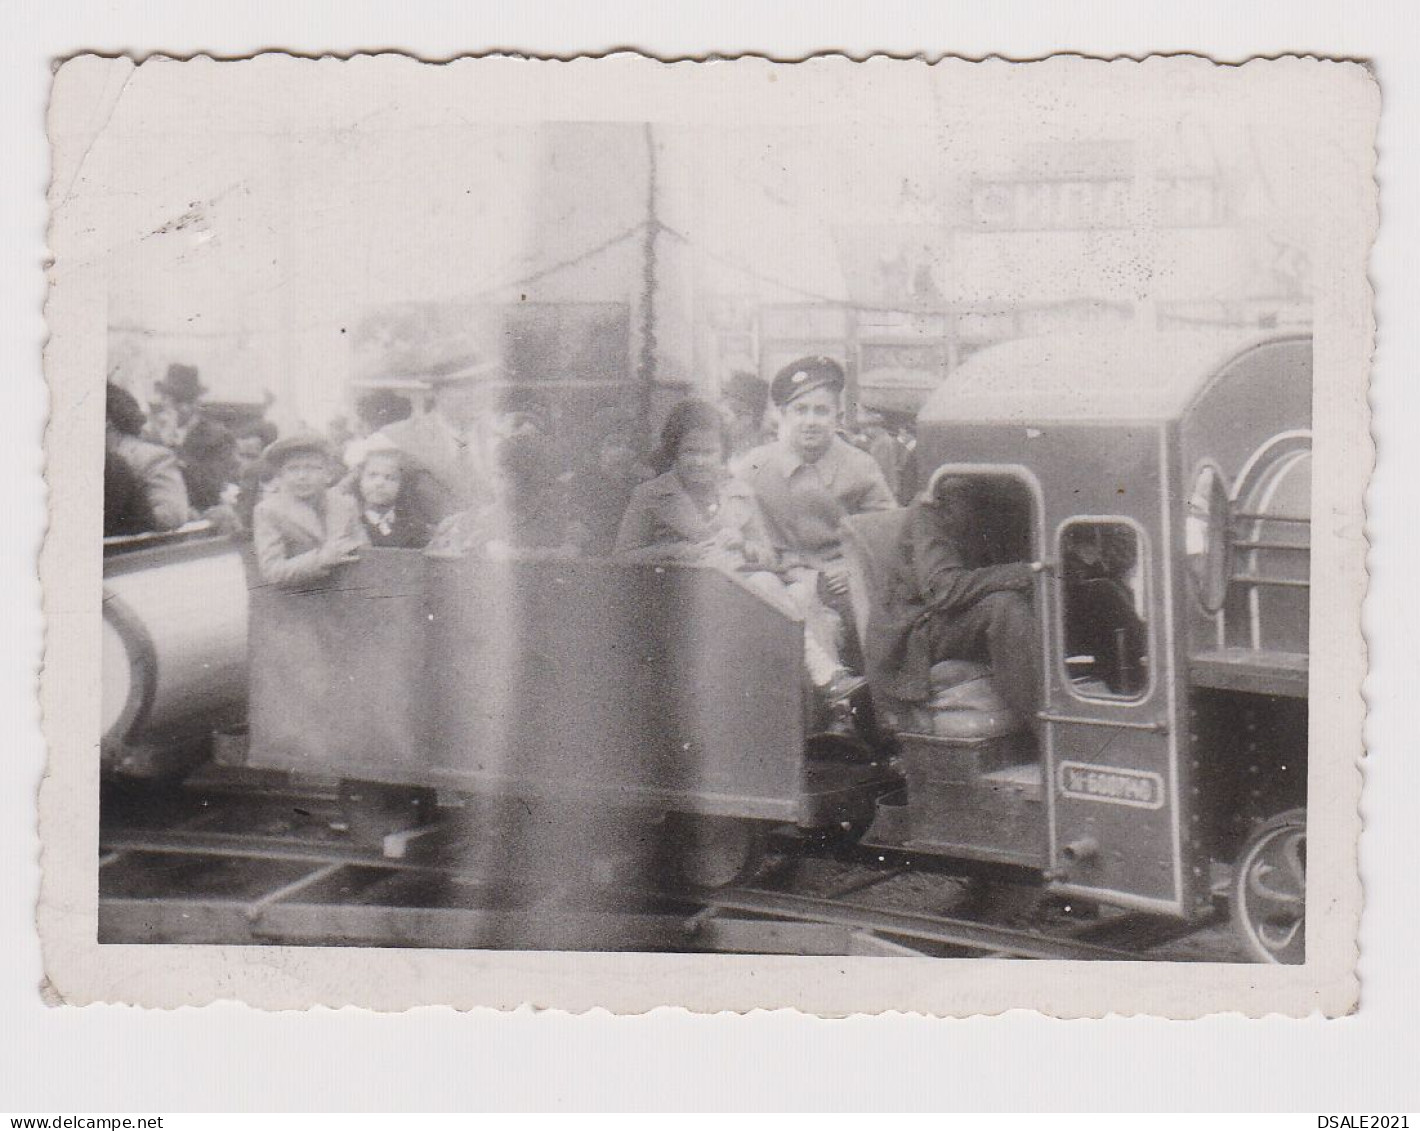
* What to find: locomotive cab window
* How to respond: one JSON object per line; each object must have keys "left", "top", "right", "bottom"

{"left": 1058, "top": 520, "right": 1150, "bottom": 700}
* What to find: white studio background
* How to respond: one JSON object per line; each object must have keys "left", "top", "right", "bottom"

{"left": 1, "top": 0, "right": 1415, "bottom": 1113}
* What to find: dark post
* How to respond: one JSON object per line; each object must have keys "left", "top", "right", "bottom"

{"left": 637, "top": 122, "right": 659, "bottom": 441}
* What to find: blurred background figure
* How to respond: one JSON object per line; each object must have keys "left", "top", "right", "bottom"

{"left": 895, "top": 422, "right": 920, "bottom": 505}
{"left": 146, "top": 362, "right": 238, "bottom": 514}
{"left": 424, "top": 404, "right": 585, "bottom": 560}
{"left": 854, "top": 405, "right": 909, "bottom": 503}
{"left": 105, "top": 382, "right": 191, "bottom": 535}
{"left": 719, "top": 370, "right": 773, "bottom": 459}
{"left": 348, "top": 389, "right": 413, "bottom": 459}
{"left": 325, "top": 413, "right": 355, "bottom": 466}
{"left": 380, "top": 358, "right": 501, "bottom": 524}
{"left": 104, "top": 439, "right": 158, "bottom": 538}
{"left": 179, "top": 415, "right": 238, "bottom": 512}
{"left": 230, "top": 419, "right": 278, "bottom": 537}
{"left": 145, "top": 363, "right": 204, "bottom": 449}
{"left": 571, "top": 405, "right": 653, "bottom": 556}
{"left": 233, "top": 420, "right": 277, "bottom": 481}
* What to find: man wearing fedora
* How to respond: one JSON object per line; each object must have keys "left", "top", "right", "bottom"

{"left": 735, "top": 356, "right": 897, "bottom": 663}
{"left": 377, "top": 356, "right": 503, "bottom": 526}
{"left": 149, "top": 363, "right": 239, "bottom": 512}
{"left": 147, "top": 363, "right": 206, "bottom": 449}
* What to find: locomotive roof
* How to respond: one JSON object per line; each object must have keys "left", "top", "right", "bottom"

{"left": 918, "top": 328, "right": 1310, "bottom": 425}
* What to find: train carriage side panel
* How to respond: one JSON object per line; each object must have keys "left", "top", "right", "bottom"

{"left": 246, "top": 549, "right": 432, "bottom": 776}
{"left": 425, "top": 559, "right": 809, "bottom": 820}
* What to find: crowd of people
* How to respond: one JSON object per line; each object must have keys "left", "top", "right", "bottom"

{"left": 105, "top": 353, "right": 1041, "bottom": 727}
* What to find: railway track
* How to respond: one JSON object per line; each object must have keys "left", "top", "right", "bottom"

{"left": 98, "top": 776, "right": 1239, "bottom": 960}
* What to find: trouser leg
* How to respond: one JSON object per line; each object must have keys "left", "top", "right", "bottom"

{"left": 817, "top": 581, "right": 864, "bottom": 673}
{"left": 741, "top": 571, "right": 843, "bottom": 686}
{"left": 930, "top": 590, "right": 1040, "bottom": 723}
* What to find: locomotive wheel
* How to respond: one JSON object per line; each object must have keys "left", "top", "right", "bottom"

{"left": 1230, "top": 808, "right": 1306, "bottom": 965}
{"left": 668, "top": 814, "right": 768, "bottom": 890}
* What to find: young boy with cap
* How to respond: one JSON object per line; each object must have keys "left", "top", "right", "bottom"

{"left": 252, "top": 433, "right": 366, "bottom": 587}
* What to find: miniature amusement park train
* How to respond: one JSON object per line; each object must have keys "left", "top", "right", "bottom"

{"left": 100, "top": 329, "right": 1312, "bottom": 963}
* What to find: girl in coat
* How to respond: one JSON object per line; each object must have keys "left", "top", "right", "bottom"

{"left": 348, "top": 438, "right": 433, "bottom": 549}
{"left": 614, "top": 398, "right": 857, "bottom": 698}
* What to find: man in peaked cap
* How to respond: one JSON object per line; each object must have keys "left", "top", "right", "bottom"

{"left": 377, "top": 354, "right": 503, "bottom": 525}
{"left": 735, "top": 356, "right": 897, "bottom": 663}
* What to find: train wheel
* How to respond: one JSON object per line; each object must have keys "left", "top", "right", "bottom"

{"left": 668, "top": 815, "right": 768, "bottom": 890}
{"left": 1230, "top": 808, "right": 1306, "bottom": 965}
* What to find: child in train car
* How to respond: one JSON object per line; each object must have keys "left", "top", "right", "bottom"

{"left": 252, "top": 433, "right": 366, "bottom": 587}
{"left": 614, "top": 397, "right": 859, "bottom": 700}
{"left": 346, "top": 436, "right": 433, "bottom": 549}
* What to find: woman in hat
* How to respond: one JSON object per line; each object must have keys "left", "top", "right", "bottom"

{"left": 252, "top": 433, "right": 366, "bottom": 587}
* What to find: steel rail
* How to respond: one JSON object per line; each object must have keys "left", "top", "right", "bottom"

{"left": 98, "top": 826, "right": 449, "bottom": 873}
{"left": 683, "top": 885, "right": 1143, "bottom": 962}
{"left": 103, "top": 823, "right": 1160, "bottom": 960}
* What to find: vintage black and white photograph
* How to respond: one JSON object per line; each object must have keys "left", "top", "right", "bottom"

{"left": 42, "top": 54, "right": 1371, "bottom": 1015}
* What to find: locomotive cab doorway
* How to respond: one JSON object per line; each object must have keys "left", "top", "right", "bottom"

{"left": 870, "top": 465, "right": 1052, "bottom": 872}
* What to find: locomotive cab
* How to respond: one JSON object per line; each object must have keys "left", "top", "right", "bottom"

{"left": 849, "top": 470, "right": 1050, "bottom": 869}
{"left": 887, "top": 327, "right": 1312, "bottom": 962}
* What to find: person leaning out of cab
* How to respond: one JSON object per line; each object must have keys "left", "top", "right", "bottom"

{"left": 614, "top": 397, "right": 858, "bottom": 699}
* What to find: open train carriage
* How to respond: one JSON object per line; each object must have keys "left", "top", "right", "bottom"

{"left": 246, "top": 553, "right": 891, "bottom": 888}
{"left": 889, "top": 328, "right": 1310, "bottom": 962}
